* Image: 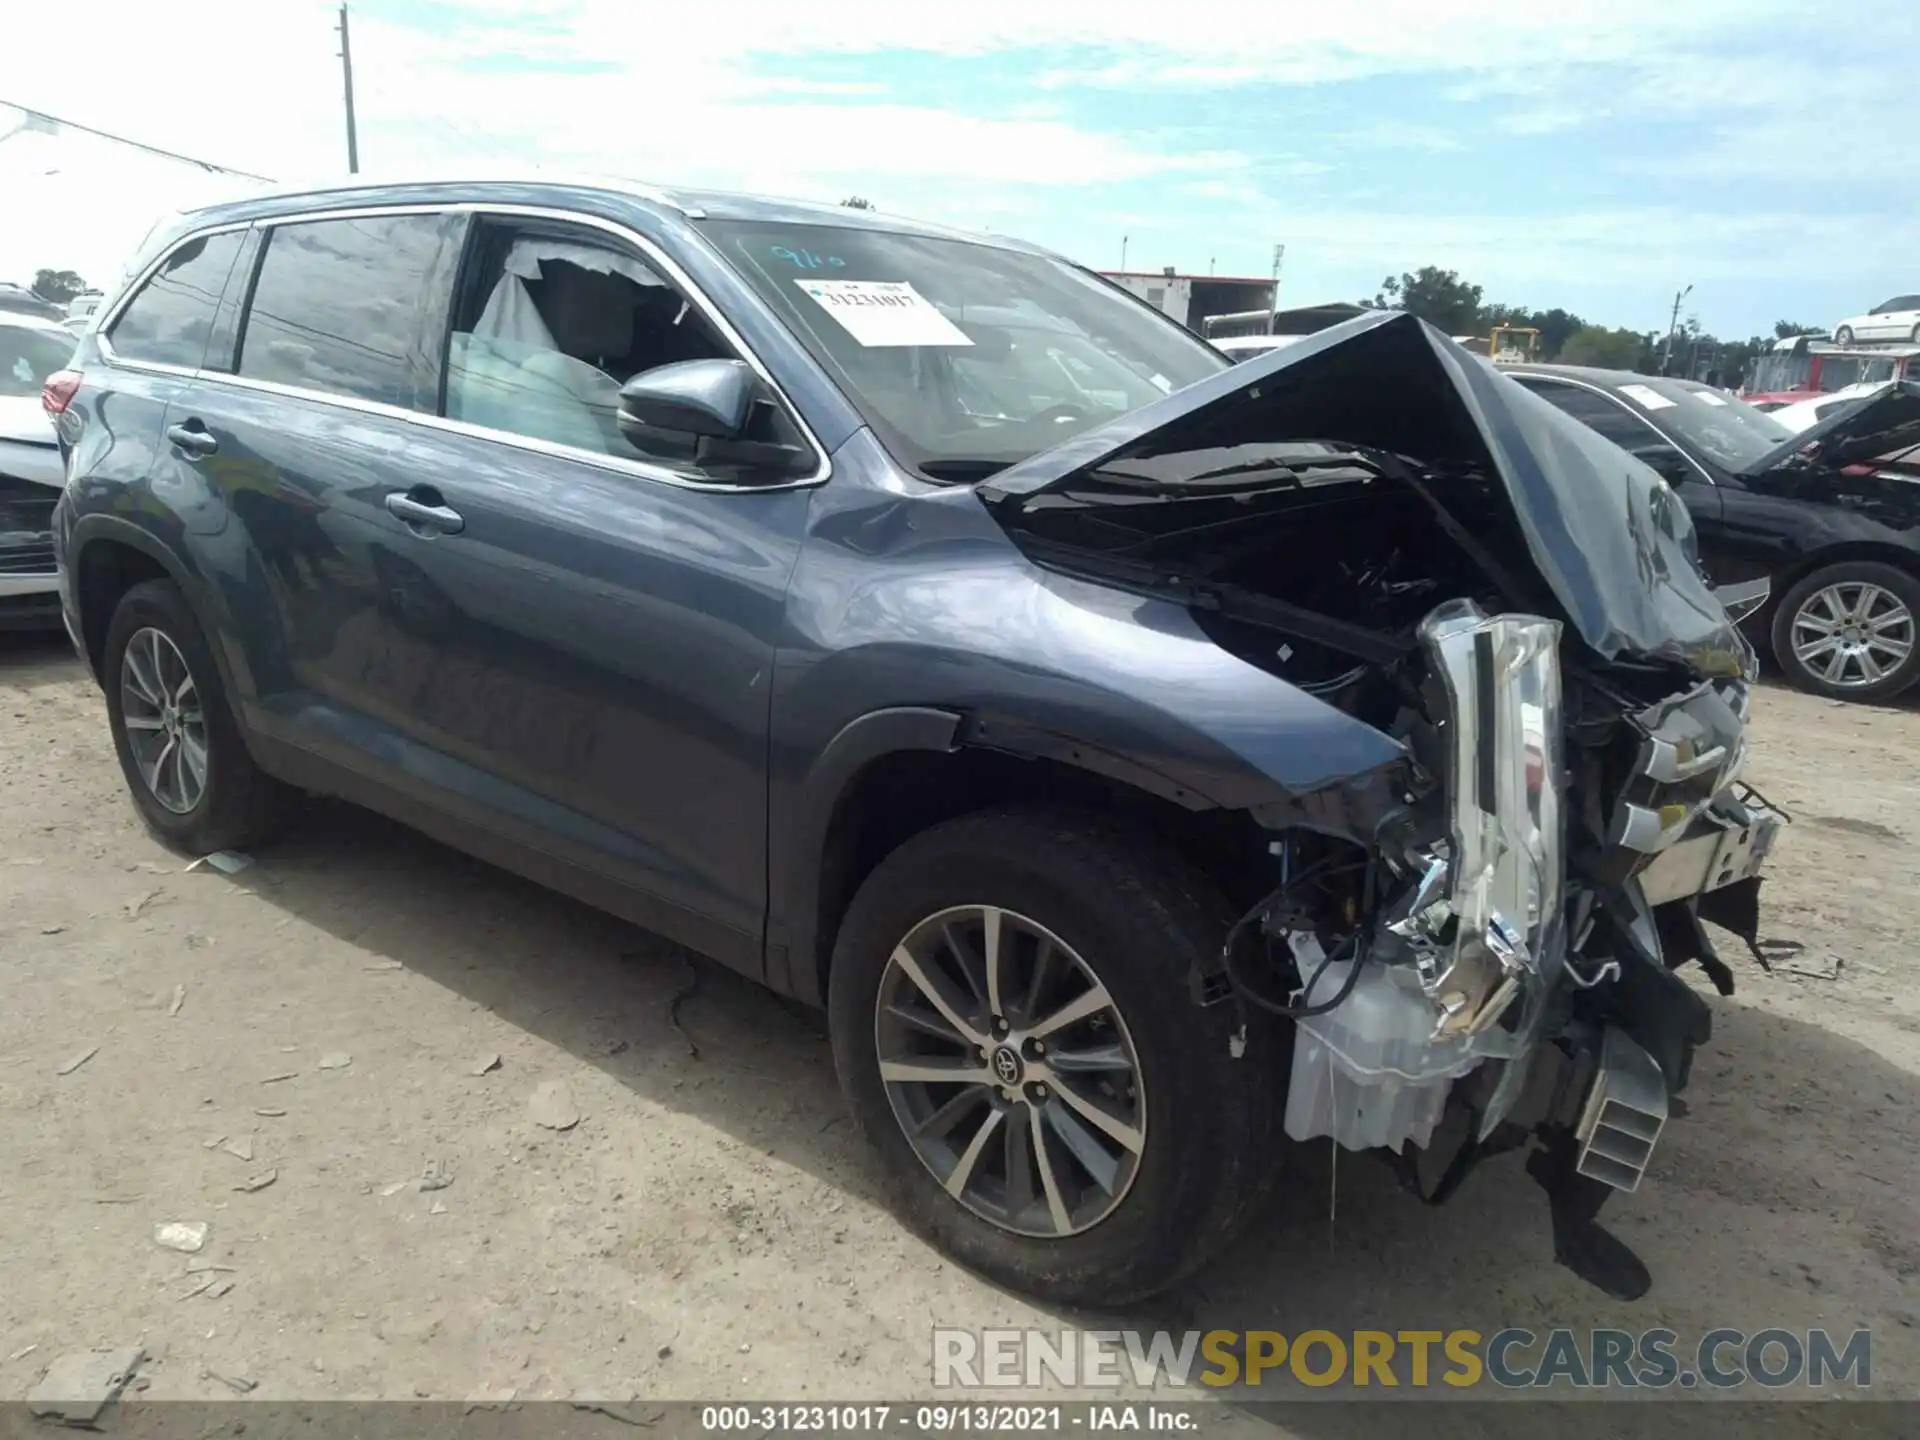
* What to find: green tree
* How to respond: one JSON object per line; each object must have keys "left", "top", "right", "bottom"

{"left": 1360, "top": 267, "right": 1484, "bottom": 335}
{"left": 1773, "top": 319, "right": 1825, "bottom": 339}
{"left": 30, "top": 268, "right": 87, "bottom": 305}
{"left": 1558, "top": 325, "right": 1650, "bottom": 370}
{"left": 840, "top": 196, "right": 874, "bottom": 210}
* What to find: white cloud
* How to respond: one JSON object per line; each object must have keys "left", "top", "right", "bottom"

{"left": 1, "top": 0, "right": 1912, "bottom": 330}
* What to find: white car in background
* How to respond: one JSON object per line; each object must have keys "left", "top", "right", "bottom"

{"left": 0, "top": 311, "right": 74, "bottom": 628}
{"left": 1769, "top": 381, "right": 1891, "bottom": 434}
{"left": 1832, "top": 295, "right": 1920, "bottom": 345}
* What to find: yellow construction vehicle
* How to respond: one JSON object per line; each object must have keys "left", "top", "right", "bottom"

{"left": 1488, "top": 325, "right": 1540, "bottom": 365}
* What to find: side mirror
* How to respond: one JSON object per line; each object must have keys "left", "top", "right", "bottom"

{"left": 1631, "top": 443, "right": 1694, "bottom": 484}
{"left": 617, "top": 357, "right": 811, "bottom": 483}
{"left": 618, "top": 358, "right": 755, "bottom": 441}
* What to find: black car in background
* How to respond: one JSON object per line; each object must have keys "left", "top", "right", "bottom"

{"left": 1508, "top": 366, "right": 1920, "bottom": 704}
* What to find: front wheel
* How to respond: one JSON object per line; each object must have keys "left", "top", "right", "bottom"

{"left": 1770, "top": 561, "right": 1920, "bottom": 703}
{"left": 828, "top": 807, "right": 1283, "bottom": 1305}
{"left": 1834, "top": 325, "right": 1855, "bottom": 345}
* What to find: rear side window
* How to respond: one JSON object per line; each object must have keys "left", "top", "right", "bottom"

{"left": 1512, "top": 379, "right": 1659, "bottom": 450}
{"left": 106, "top": 230, "right": 245, "bottom": 369}
{"left": 238, "top": 213, "right": 464, "bottom": 412}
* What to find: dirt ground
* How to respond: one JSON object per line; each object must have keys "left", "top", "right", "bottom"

{"left": 2, "top": 628, "right": 1917, "bottom": 1426}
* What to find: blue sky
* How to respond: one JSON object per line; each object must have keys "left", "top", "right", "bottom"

{"left": 3, "top": 0, "right": 1914, "bottom": 337}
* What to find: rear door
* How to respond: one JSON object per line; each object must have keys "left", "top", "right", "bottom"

{"left": 162, "top": 209, "right": 469, "bottom": 753}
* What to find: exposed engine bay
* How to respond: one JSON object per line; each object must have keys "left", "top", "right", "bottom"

{"left": 980, "top": 314, "right": 1788, "bottom": 1300}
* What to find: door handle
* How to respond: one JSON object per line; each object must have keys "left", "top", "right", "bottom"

{"left": 165, "top": 422, "right": 218, "bottom": 457}
{"left": 385, "top": 489, "right": 465, "bottom": 535}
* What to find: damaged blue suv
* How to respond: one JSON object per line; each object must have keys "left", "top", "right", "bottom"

{"left": 47, "top": 178, "right": 1783, "bottom": 1305}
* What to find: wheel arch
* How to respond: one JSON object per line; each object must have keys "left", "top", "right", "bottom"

{"left": 771, "top": 707, "right": 1274, "bottom": 1009}
{"left": 1766, "top": 541, "right": 1920, "bottom": 619}
{"left": 69, "top": 518, "right": 253, "bottom": 731}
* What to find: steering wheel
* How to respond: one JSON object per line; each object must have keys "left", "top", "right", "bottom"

{"left": 1028, "top": 403, "right": 1090, "bottom": 425}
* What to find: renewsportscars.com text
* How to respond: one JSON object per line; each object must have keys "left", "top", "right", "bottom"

{"left": 932, "top": 1327, "right": 1871, "bottom": 1391}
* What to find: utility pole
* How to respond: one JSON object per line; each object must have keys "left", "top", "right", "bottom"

{"left": 1269, "top": 243, "right": 1285, "bottom": 330}
{"left": 1119, "top": 235, "right": 1128, "bottom": 270}
{"left": 1661, "top": 284, "right": 1692, "bottom": 375}
{"left": 337, "top": 4, "right": 360, "bottom": 174}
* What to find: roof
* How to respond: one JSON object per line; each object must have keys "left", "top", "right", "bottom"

{"left": 1101, "top": 270, "right": 1274, "bottom": 285}
{"left": 1505, "top": 362, "right": 1671, "bottom": 387}
{"left": 161, "top": 169, "right": 1043, "bottom": 254}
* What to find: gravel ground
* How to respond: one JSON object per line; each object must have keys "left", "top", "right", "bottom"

{"left": 2, "top": 629, "right": 1916, "bottom": 1432}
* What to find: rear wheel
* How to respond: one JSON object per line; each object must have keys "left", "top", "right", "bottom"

{"left": 828, "top": 807, "right": 1283, "bottom": 1305}
{"left": 103, "top": 579, "right": 297, "bottom": 852}
{"left": 1770, "top": 561, "right": 1920, "bottom": 703}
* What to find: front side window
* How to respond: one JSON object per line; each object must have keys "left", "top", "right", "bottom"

{"left": 445, "top": 219, "right": 786, "bottom": 474}
{"left": 700, "top": 220, "right": 1225, "bottom": 479}
{"left": 238, "top": 213, "right": 465, "bottom": 411}
{"left": 1513, "top": 379, "right": 1660, "bottom": 450}
{"left": 106, "top": 229, "right": 245, "bottom": 369}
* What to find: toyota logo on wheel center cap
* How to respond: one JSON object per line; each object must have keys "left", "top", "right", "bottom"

{"left": 991, "top": 1045, "right": 1024, "bottom": 1086}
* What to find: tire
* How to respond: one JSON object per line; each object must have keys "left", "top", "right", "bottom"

{"left": 1834, "top": 325, "right": 1855, "bottom": 345}
{"left": 103, "top": 578, "right": 297, "bottom": 852}
{"left": 1770, "top": 561, "right": 1920, "bottom": 703}
{"left": 1910, "top": 322, "right": 1920, "bottom": 345}
{"left": 827, "top": 806, "right": 1285, "bottom": 1305}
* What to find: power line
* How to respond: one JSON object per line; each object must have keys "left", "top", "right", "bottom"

{"left": 0, "top": 100, "right": 274, "bottom": 182}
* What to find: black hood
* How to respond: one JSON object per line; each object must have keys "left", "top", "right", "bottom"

{"left": 982, "top": 310, "right": 1748, "bottom": 677}
{"left": 1740, "top": 379, "right": 1920, "bottom": 477}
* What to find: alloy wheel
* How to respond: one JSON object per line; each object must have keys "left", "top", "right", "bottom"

{"left": 119, "top": 626, "right": 209, "bottom": 814}
{"left": 873, "top": 905, "right": 1146, "bottom": 1238}
{"left": 1790, "top": 582, "right": 1916, "bottom": 690}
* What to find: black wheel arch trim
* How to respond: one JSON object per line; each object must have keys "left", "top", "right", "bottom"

{"left": 768, "top": 706, "right": 964, "bottom": 1006}
{"left": 768, "top": 704, "right": 1305, "bottom": 1008}
{"left": 66, "top": 515, "right": 246, "bottom": 706}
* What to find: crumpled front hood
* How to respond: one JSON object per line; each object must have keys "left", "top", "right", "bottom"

{"left": 983, "top": 310, "right": 1749, "bottom": 677}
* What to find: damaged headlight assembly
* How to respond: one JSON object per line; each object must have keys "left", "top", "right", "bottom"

{"left": 1275, "top": 604, "right": 1567, "bottom": 1158}
{"left": 1393, "top": 600, "right": 1566, "bottom": 1046}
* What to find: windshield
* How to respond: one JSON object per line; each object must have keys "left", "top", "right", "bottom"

{"left": 0, "top": 322, "right": 74, "bottom": 399}
{"left": 1820, "top": 354, "right": 1898, "bottom": 390}
{"left": 1612, "top": 376, "right": 1794, "bottom": 469}
{"left": 699, "top": 220, "right": 1226, "bottom": 476}
{"left": 1749, "top": 352, "right": 1811, "bottom": 394}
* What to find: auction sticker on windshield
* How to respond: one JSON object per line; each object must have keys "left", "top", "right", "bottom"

{"left": 1619, "top": 383, "right": 1678, "bottom": 411}
{"left": 795, "top": 279, "right": 974, "bottom": 347}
